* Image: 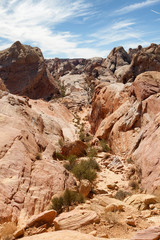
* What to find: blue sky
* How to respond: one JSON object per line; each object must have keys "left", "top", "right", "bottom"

{"left": 0, "top": 0, "right": 160, "bottom": 58}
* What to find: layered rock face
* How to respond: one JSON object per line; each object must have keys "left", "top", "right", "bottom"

{"left": 0, "top": 41, "right": 59, "bottom": 99}
{"left": 0, "top": 91, "right": 76, "bottom": 225}
{"left": 90, "top": 71, "right": 160, "bottom": 196}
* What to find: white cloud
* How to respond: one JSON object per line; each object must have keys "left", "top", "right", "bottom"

{"left": 0, "top": 0, "right": 105, "bottom": 58}
{"left": 115, "top": 0, "right": 160, "bottom": 15}
{"left": 91, "top": 20, "right": 142, "bottom": 47}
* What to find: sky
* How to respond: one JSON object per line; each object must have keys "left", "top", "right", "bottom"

{"left": 0, "top": 0, "right": 160, "bottom": 58}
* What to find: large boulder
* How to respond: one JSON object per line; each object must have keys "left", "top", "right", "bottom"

{"left": 54, "top": 209, "right": 100, "bottom": 230}
{"left": 26, "top": 210, "right": 57, "bottom": 228}
{"left": 0, "top": 41, "right": 59, "bottom": 99}
{"left": 133, "top": 71, "right": 160, "bottom": 101}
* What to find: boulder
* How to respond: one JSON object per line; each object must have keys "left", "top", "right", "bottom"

{"left": 0, "top": 41, "right": 59, "bottom": 99}
{"left": 61, "top": 140, "right": 87, "bottom": 157}
{"left": 79, "top": 179, "right": 92, "bottom": 197}
{"left": 124, "top": 194, "right": 158, "bottom": 210}
{"left": 26, "top": 210, "right": 57, "bottom": 228}
{"left": 54, "top": 209, "right": 100, "bottom": 230}
{"left": 133, "top": 71, "right": 160, "bottom": 101}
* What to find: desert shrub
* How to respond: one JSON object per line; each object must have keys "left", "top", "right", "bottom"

{"left": 86, "top": 146, "right": 97, "bottom": 158}
{"left": 72, "top": 160, "right": 97, "bottom": 182}
{"left": 114, "top": 190, "right": 131, "bottom": 201}
{"left": 51, "top": 189, "right": 84, "bottom": 213}
{"left": 53, "top": 151, "right": 65, "bottom": 160}
{"left": 99, "top": 139, "right": 110, "bottom": 152}
{"left": 105, "top": 212, "right": 119, "bottom": 224}
{"left": 36, "top": 152, "right": 42, "bottom": 160}
{"left": 58, "top": 139, "right": 64, "bottom": 147}
{"left": 63, "top": 155, "right": 77, "bottom": 171}
{"left": 51, "top": 196, "right": 64, "bottom": 213}
{"left": 88, "top": 158, "right": 100, "bottom": 171}
{"left": 127, "top": 157, "right": 134, "bottom": 164}
{"left": 129, "top": 180, "right": 139, "bottom": 191}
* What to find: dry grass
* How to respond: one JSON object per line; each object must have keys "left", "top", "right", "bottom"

{"left": 0, "top": 222, "right": 17, "bottom": 240}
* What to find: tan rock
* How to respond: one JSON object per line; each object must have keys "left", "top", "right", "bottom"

{"left": 124, "top": 194, "right": 158, "bottom": 210}
{"left": 26, "top": 210, "right": 57, "bottom": 228}
{"left": 0, "top": 93, "right": 76, "bottom": 224}
{"left": 131, "top": 226, "right": 160, "bottom": 240}
{"left": 79, "top": 179, "right": 92, "bottom": 197}
{"left": 105, "top": 203, "right": 124, "bottom": 212}
{"left": 133, "top": 71, "right": 160, "bottom": 101}
{"left": 19, "top": 230, "right": 108, "bottom": 240}
{"left": 54, "top": 209, "right": 100, "bottom": 230}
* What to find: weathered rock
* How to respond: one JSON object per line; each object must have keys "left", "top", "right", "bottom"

{"left": 79, "top": 179, "right": 92, "bottom": 197}
{"left": 26, "top": 210, "right": 57, "bottom": 228}
{"left": 131, "top": 226, "right": 160, "bottom": 240}
{"left": 54, "top": 209, "right": 100, "bottom": 230}
{"left": 124, "top": 194, "right": 158, "bottom": 210}
{"left": 105, "top": 203, "right": 124, "bottom": 212}
{"left": 0, "top": 92, "right": 76, "bottom": 224}
{"left": 133, "top": 71, "right": 160, "bottom": 101}
{"left": 0, "top": 41, "right": 59, "bottom": 99}
{"left": 132, "top": 113, "right": 160, "bottom": 196}
{"left": 61, "top": 140, "right": 87, "bottom": 157}
{"left": 20, "top": 230, "right": 108, "bottom": 240}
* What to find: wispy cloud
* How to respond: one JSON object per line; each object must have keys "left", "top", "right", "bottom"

{"left": 90, "top": 19, "right": 150, "bottom": 50}
{"left": 0, "top": 0, "right": 105, "bottom": 58}
{"left": 151, "top": 9, "right": 160, "bottom": 14}
{"left": 114, "top": 0, "right": 160, "bottom": 15}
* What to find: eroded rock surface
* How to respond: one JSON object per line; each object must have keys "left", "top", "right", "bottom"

{"left": 0, "top": 91, "right": 76, "bottom": 225}
{"left": 90, "top": 71, "right": 160, "bottom": 196}
{"left": 0, "top": 41, "right": 59, "bottom": 99}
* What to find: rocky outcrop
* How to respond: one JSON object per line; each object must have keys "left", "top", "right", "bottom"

{"left": 124, "top": 194, "right": 158, "bottom": 210}
{"left": 0, "top": 91, "right": 77, "bottom": 224}
{"left": 0, "top": 41, "right": 59, "bottom": 99}
{"left": 90, "top": 71, "right": 160, "bottom": 196}
{"left": 118, "top": 43, "right": 160, "bottom": 83}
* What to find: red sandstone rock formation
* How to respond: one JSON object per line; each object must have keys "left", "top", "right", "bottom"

{"left": 0, "top": 91, "right": 76, "bottom": 225}
{"left": 90, "top": 71, "right": 160, "bottom": 196}
{"left": 0, "top": 41, "right": 59, "bottom": 99}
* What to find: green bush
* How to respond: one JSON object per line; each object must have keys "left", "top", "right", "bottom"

{"left": 53, "top": 151, "right": 65, "bottom": 160}
{"left": 88, "top": 158, "right": 100, "bottom": 171}
{"left": 114, "top": 190, "right": 131, "bottom": 201}
{"left": 51, "top": 189, "right": 84, "bottom": 213}
{"left": 64, "top": 155, "right": 77, "bottom": 171}
{"left": 51, "top": 196, "right": 63, "bottom": 213}
{"left": 86, "top": 147, "right": 97, "bottom": 158}
{"left": 129, "top": 180, "right": 139, "bottom": 191}
{"left": 72, "top": 160, "right": 97, "bottom": 182}
{"left": 99, "top": 139, "right": 110, "bottom": 152}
